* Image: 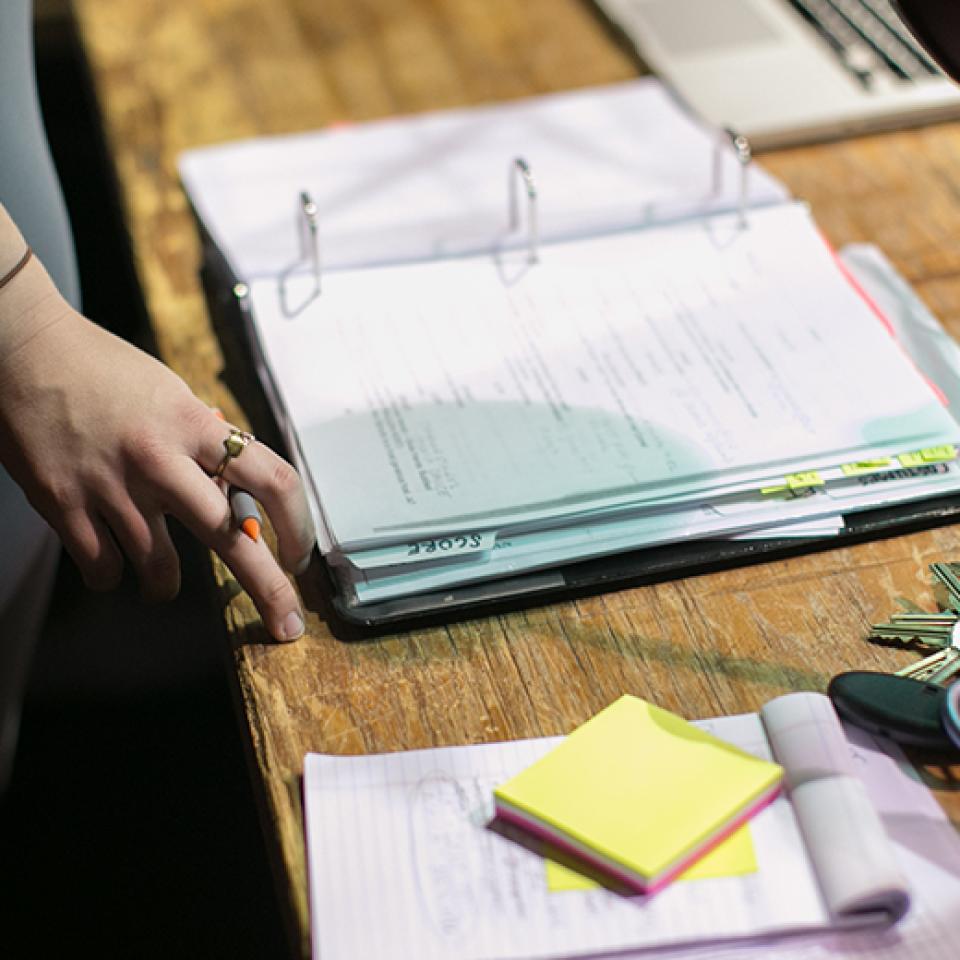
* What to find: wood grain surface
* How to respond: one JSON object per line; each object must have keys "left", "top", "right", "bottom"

{"left": 71, "top": 1, "right": 960, "bottom": 954}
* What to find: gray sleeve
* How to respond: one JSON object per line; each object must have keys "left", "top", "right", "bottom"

{"left": 0, "top": 0, "right": 80, "bottom": 309}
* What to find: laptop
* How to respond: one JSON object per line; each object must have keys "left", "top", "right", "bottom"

{"left": 593, "top": 0, "right": 960, "bottom": 148}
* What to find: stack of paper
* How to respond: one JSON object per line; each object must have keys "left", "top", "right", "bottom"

{"left": 493, "top": 695, "right": 783, "bottom": 892}
{"left": 178, "top": 79, "right": 960, "bottom": 609}
{"left": 243, "top": 202, "right": 960, "bottom": 605}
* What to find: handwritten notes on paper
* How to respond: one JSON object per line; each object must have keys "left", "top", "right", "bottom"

{"left": 250, "top": 203, "right": 959, "bottom": 553}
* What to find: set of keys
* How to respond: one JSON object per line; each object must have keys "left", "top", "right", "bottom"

{"left": 828, "top": 668, "right": 960, "bottom": 753}
{"left": 867, "top": 562, "right": 960, "bottom": 686}
{"left": 832, "top": 562, "right": 960, "bottom": 753}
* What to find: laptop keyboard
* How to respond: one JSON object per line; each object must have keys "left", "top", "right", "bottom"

{"left": 786, "top": 0, "right": 941, "bottom": 84}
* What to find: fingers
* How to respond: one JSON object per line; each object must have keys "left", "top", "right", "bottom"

{"left": 99, "top": 497, "right": 181, "bottom": 603}
{"left": 58, "top": 493, "right": 181, "bottom": 602}
{"left": 160, "top": 457, "right": 306, "bottom": 642}
{"left": 198, "top": 415, "right": 316, "bottom": 574}
{"left": 57, "top": 506, "right": 124, "bottom": 592}
{"left": 43, "top": 403, "right": 313, "bottom": 641}
{"left": 212, "top": 531, "right": 306, "bottom": 642}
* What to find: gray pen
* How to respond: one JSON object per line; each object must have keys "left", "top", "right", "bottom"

{"left": 229, "top": 487, "right": 262, "bottom": 542}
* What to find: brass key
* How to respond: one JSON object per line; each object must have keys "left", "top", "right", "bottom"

{"left": 896, "top": 621, "right": 960, "bottom": 682}
{"left": 869, "top": 611, "right": 958, "bottom": 649}
{"left": 931, "top": 562, "right": 960, "bottom": 613}
{"left": 895, "top": 648, "right": 950, "bottom": 680}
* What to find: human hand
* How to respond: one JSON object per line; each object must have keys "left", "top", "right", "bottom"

{"left": 0, "top": 269, "right": 315, "bottom": 642}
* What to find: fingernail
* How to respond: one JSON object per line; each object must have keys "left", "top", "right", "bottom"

{"left": 281, "top": 610, "right": 305, "bottom": 641}
{"left": 294, "top": 551, "right": 313, "bottom": 575}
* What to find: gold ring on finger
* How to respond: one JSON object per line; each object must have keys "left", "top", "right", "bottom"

{"left": 215, "top": 428, "right": 254, "bottom": 478}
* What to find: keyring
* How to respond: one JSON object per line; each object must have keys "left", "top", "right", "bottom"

{"left": 215, "top": 428, "right": 254, "bottom": 478}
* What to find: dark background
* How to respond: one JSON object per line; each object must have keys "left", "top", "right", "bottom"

{"left": 0, "top": 5, "right": 291, "bottom": 957}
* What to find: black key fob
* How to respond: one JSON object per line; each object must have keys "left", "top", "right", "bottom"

{"left": 944, "top": 682, "right": 960, "bottom": 750}
{"left": 827, "top": 671, "right": 955, "bottom": 752}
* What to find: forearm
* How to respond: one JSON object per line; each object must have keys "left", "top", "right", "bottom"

{"left": 0, "top": 202, "right": 27, "bottom": 275}
{"left": 0, "top": 202, "right": 73, "bottom": 360}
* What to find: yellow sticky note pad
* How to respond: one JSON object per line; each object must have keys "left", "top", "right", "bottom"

{"left": 546, "top": 823, "right": 757, "bottom": 892}
{"left": 494, "top": 696, "right": 782, "bottom": 891}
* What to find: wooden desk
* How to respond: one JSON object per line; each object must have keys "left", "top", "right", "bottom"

{"left": 71, "top": 1, "right": 960, "bottom": 955}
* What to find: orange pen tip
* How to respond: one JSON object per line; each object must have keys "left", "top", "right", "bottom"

{"left": 241, "top": 518, "right": 261, "bottom": 542}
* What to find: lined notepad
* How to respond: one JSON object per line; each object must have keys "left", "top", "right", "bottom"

{"left": 303, "top": 694, "right": 952, "bottom": 960}
{"left": 493, "top": 696, "right": 783, "bottom": 892}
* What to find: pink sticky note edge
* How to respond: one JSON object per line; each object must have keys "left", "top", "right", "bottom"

{"left": 820, "top": 229, "right": 949, "bottom": 406}
{"left": 494, "top": 781, "right": 782, "bottom": 895}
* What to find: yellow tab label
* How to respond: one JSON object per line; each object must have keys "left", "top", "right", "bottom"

{"left": 921, "top": 444, "right": 957, "bottom": 463}
{"left": 785, "top": 471, "right": 824, "bottom": 489}
{"left": 898, "top": 445, "right": 956, "bottom": 468}
{"left": 841, "top": 459, "right": 890, "bottom": 477}
{"left": 761, "top": 485, "right": 789, "bottom": 496}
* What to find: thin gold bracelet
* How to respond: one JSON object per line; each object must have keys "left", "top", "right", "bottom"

{"left": 0, "top": 246, "right": 33, "bottom": 292}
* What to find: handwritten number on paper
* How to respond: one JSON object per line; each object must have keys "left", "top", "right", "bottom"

{"left": 407, "top": 534, "right": 485, "bottom": 557}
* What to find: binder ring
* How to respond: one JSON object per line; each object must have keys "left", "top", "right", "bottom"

{"left": 508, "top": 157, "right": 539, "bottom": 264}
{"left": 277, "top": 191, "right": 322, "bottom": 317}
{"left": 712, "top": 128, "right": 753, "bottom": 229}
{"left": 299, "top": 190, "right": 322, "bottom": 293}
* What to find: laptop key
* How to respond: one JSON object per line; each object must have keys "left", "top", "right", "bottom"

{"left": 787, "top": 0, "right": 933, "bottom": 83}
